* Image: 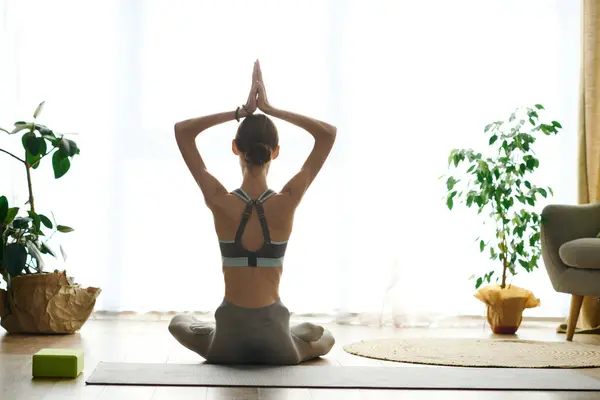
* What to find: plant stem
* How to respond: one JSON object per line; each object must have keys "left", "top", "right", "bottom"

{"left": 491, "top": 195, "right": 508, "bottom": 289}
{"left": 0, "top": 146, "right": 35, "bottom": 214}
{"left": 493, "top": 197, "right": 508, "bottom": 289}
{"left": 501, "top": 240, "right": 507, "bottom": 288}
{"left": 42, "top": 228, "right": 58, "bottom": 246}
{"left": 500, "top": 209, "right": 508, "bottom": 288}
{"left": 0, "top": 148, "right": 25, "bottom": 164}
{"left": 25, "top": 163, "right": 35, "bottom": 213}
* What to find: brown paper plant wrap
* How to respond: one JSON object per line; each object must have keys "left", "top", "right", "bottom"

{"left": 0, "top": 271, "right": 100, "bottom": 334}
{"left": 443, "top": 105, "right": 561, "bottom": 333}
{"left": 475, "top": 284, "right": 540, "bottom": 334}
{"left": 0, "top": 102, "right": 99, "bottom": 333}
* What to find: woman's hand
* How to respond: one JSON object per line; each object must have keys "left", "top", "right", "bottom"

{"left": 256, "top": 60, "right": 273, "bottom": 114}
{"left": 243, "top": 62, "right": 259, "bottom": 114}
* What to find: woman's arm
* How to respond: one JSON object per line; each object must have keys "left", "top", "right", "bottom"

{"left": 268, "top": 106, "right": 336, "bottom": 199}
{"left": 175, "top": 63, "right": 259, "bottom": 207}
{"left": 174, "top": 111, "right": 246, "bottom": 207}
{"left": 256, "top": 77, "right": 336, "bottom": 205}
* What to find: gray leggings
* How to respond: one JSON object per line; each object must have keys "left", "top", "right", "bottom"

{"left": 168, "top": 299, "right": 335, "bottom": 365}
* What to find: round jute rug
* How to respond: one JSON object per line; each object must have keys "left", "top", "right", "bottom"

{"left": 343, "top": 338, "right": 600, "bottom": 368}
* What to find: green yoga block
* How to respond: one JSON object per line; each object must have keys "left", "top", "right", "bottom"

{"left": 32, "top": 348, "right": 84, "bottom": 378}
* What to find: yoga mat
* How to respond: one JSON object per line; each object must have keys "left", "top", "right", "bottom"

{"left": 86, "top": 362, "right": 600, "bottom": 391}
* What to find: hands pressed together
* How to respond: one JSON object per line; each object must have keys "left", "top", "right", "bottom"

{"left": 242, "top": 60, "right": 272, "bottom": 116}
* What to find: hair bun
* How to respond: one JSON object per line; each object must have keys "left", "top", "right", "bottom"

{"left": 245, "top": 143, "right": 272, "bottom": 166}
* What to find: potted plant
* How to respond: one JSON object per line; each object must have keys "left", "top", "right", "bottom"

{"left": 443, "top": 104, "right": 560, "bottom": 334}
{"left": 0, "top": 101, "right": 100, "bottom": 334}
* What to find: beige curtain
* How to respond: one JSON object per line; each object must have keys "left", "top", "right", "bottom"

{"left": 558, "top": 0, "right": 600, "bottom": 335}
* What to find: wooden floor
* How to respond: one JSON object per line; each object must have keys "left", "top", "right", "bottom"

{"left": 2, "top": 318, "right": 600, "bottom": 399}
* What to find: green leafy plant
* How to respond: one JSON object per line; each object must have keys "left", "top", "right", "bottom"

{"left": 443, "top": 104, "right": 561, "bottom": 290}
{"left": 0, "top": 102, "right": 79, "bottom": 286}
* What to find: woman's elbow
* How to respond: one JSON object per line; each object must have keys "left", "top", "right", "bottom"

{"left": 174, "top": 122, "right": 183, "bottom": 136}
{"left": 325, "top": 126, "right": 337, "bottom": 144}
{"left": 320, "top": 122, "right": 337, "bottom": 140}
{"left": 174, "top": 122, "right": 191, "bottom": 142}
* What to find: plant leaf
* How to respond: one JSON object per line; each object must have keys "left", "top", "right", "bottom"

{"left": 535, "top": 104, "right": 545, "bottom": 110}
{"left": 5, "top": 207, "right": 19, "bottom": 224}
{"left": 22, "top": 131, "right": 32, "bottom": 149}
{"left": 38, "top": 214, "right": 53, "bottom": 229}
{"left": 489, "top": 135, "right": 498, "bottom": 145}
{"left": 33, "top": 101, "right": 45, "bottom": 119}
{"left": 59, "top": 138, "right": 71, "bottom": 157}
{"left": 67, "top": 139, "right": 79, "bottom": 156}
{"left": 11, "top": 217, "right": 31, "bottom": 229}
{"left": 446, "top": 176, "right": 457, "bottom": 191}
{"left": 56, "top": 225, "right": 74, "bottom": 233}
{"left": 36, "top": 124, "right": 54, "bottom": 136}
{"left": 0, "top": 196, "right": 8, "bottom": 223}
{"left": 3, "top": 243, "right": 27, "bottom": 276}
{"left": 59, "top": 244, "right": 67, "bottom": 261}
{"left": 40, "top": 242, "right": 57, "bottom": 258}
{"left": 37, "top": 137, "right": 47, "bottom": 155}
{"left": 26, "top": 241, "right": 45, "bottom": 272}
{"left": 446, "top": 191, "right": 457, "bottom": 210}
{"left": 52, "top": 151, "right": 71, "bottom": 179}
{"left": 26, "top": 133, "right": 42, "bottom": 155}
{"left": 10, "top": 122, "right": 34, "bottom": 135}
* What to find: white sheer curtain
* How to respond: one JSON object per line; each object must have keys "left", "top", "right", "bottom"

{"left": 0, "top": 0, "right": 580, "bottom": 323}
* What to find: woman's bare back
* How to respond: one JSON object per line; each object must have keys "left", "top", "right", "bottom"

{"left": 211, "top": 191, "right": 295, "bottom": 308}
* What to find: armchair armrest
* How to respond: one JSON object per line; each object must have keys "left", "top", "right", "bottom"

{"left": 541, "top": 203, "right": 600, "bottom": 291}
{"left": 542, "top": 203, "right": 600, "bottom": 247}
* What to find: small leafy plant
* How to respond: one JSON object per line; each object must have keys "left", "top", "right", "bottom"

{"left": 443, "top": 104, "right": 560, "bottom": 290}
{"left": 0, "top": 102, "right": 79, "bottom": 286}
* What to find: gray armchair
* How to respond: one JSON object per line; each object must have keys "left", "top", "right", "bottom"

{"left": 541, "top": 203, "right": 600, "bottom": 341}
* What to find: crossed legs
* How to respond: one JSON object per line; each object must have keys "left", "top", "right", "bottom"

{"left": 168, "top": 316, "right": 335, "bottom": 364}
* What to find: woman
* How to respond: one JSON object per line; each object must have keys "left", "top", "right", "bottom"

{"left": 169, "top": 60, "right": 337, "bottom": 365}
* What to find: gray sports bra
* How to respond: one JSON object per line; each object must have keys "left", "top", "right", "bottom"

{"left": 218, "top": 188, "right": 288, "bottom": 267}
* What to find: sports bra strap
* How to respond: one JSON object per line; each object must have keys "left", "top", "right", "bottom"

{"left": 254, "top": 201, "right": 271, "bottom": 244}
{"left": 257, "top": 189, "right": 276, "bottom": 203}
{"left": 232, "top": 188, "right": 252, "bottom": 202}
{"left": 234, "top": 200, "right": 254, "bottom": 243}
{"left": 231, "top": 188, "right": 276, "bottom": 246}
{"left": 233, "top": 188, "right": 275, "bottom": 203}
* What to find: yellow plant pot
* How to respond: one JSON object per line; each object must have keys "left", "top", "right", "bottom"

{"left": 0, "top": 271, "right": 101, "bottom": 334}
{"left": 475, "top": 284, "right": 540, "bottom": 334}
